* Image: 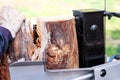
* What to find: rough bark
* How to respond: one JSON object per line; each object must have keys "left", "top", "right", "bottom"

{"left": 0, "top": 54, "right": 10, "bottom": 80}
{"left": 39, "top": 16, "right": 79, "bottom": 70}
{"left": 8, "top": 24, "right": 31, "bottom": 63}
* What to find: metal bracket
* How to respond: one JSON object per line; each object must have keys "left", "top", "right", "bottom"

{"left": 93, "top": 60, "right": 120, "bottom": 80}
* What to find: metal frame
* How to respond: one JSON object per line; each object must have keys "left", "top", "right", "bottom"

{"left": 9, "top": 60, "right": 120, "bottom": 80}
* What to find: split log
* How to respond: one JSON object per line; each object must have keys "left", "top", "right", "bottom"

{"left": 8, "top": 18, "right": 43, "bottom": 63}
{"left": 8, "top": 22, "right": 31, "bottom": 63}
{"left": 8, "top": 16, "right": 79, "bottom": 70}
{"left": 39, "top": 16, "right": 79, "bottom": 70}
{"left": 0, "top": 54, "right": 10, "bottom": 80}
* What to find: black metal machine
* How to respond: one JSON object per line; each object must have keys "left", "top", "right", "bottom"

{"left": 73, "top": 9, "right": 105, "bottom": 68}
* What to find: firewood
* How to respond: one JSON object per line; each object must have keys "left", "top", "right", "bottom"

{"left": 8, "top": 16, "right": 79, "bottom": 70}
{"left": 39, "top": 16, "right": 79, "bottom": 70}
{"left": 8, "top": 18, "right": 42, "bottom": 63}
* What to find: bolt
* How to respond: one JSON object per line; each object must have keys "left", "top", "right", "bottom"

{"left": 100, "top": 69, "right": 106, "bottom": 77}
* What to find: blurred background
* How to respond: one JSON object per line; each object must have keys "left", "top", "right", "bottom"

{"left": 1, "top": 0, "right": 120, "bottom": 57}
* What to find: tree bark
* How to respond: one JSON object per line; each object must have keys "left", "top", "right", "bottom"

{"left": 39, "top": 16, "right": 79, "bottom": 70}
{"left": 0, "top": 54, "right": 10, "bottom": 80}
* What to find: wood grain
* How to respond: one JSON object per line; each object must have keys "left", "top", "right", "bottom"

{"left": 40, "top": 16, "right": 79, "bottom": 70}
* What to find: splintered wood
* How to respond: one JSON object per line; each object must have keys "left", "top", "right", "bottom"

{"left": 8, "top": 19, "right": 42, "bottom": 63}
{"left": 8, "top": 16, "right": 79, "bottom": 70}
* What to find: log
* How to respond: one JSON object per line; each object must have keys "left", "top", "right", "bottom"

{"left": 8, "top": 18, "right": 43, "bottom": 63}
{"left": 0, "top": 54, "right": 10, "bottom": 80}
{"left": 8, "top": 23, "right": 32, "bottom": 63}
{"left": 8, "top": 16, "right": 79, "bottom": 70}
{"left": 39, "top": 16, "right": 79, "bottom": 70}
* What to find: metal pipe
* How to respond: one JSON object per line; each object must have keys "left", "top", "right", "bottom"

{"left": 70, "top": 72, "right": 94, "bottom": 80}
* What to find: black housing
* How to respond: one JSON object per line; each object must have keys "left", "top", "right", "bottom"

{"left": 73, "top": 9, "right": 105, "bottom": 68}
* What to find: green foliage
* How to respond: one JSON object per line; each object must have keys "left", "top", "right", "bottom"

{"left": 116, "top": 44, "right": 120, "bottom": 52}
{"left": 106, "top": 45, "right": 117, "bottom": 56}
{"left": 108, "top": 30, "right": 120, "bottom": 39}
{"left": 106, "top": 44, "right": 120, "bottom": 56}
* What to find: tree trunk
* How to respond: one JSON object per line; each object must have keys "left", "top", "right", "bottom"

{"left": 0, "top": 54, "right": 10, "bottom": 80}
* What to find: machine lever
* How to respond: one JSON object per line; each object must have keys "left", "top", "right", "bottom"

{"left": 104, "top": 11, "right": 120, "bottom": 19}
